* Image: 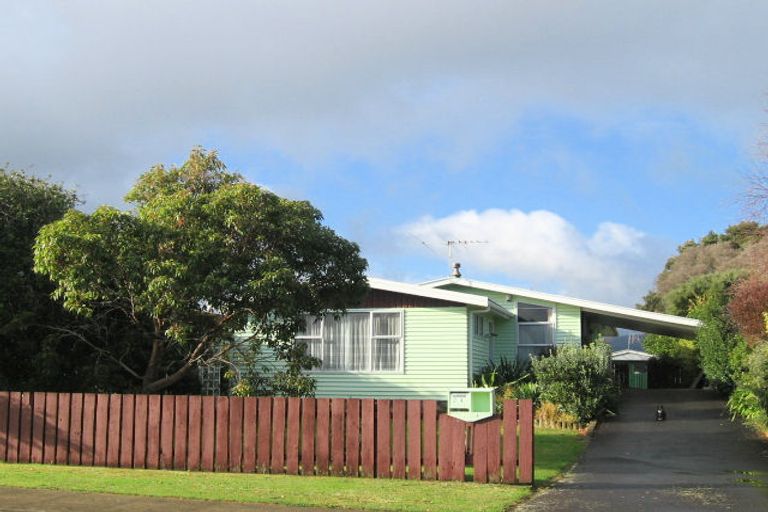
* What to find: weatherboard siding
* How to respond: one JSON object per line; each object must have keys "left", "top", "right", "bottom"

{"left": 442, "top": 286, "right": 519, "bottom": 363}
{"left": 440, "top": 283, "right": 582, "bottom": 353}
{"left": 492, "top": 316, "right": 517, "bottom": 362}
{"left": 312, "top": 307, "right": 469, "bottom": 399}
{"left": 555, "top": 304, "right": 581, "bottom": 346}
{"left": 471, "top": 322, "right": 489, "bottom": 377}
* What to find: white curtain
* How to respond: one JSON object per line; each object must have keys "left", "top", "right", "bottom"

{"left": 344, "top": 313, "right": 370, "bottom": 371}
{"left": 373, "top": 313, "right": 400, "bottom": 371}
{"left": 323, "top": 316, "right": 344, "bottom": 370}
{"left": 302, "top": 312, "right": 401, "bottom": 372}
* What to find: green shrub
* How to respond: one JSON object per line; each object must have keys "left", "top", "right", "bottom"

{"left": 531, "top": 343, "right": 617, "bottom": 425}
{"left": 472, "top": 356, "right": 530, "bottom": 388}
{"left": 729, "top": 342, "right": 768, "bottom": 430}
{"left": 691, "top": 290, "right": 747, "bottom": 392}
{"left": 502, "top": 381, "right": 540, "bottom": 402}
{"left": 727, "top": 387, "right": 767, "bottom": 427}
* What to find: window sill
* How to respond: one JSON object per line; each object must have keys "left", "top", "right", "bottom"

{"left": 309, "top": 370, "right": 405, "bottom": 376}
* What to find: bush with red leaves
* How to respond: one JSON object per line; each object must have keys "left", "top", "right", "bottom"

{"left": 729, "top": 276, "right": 768, "bottom": 344}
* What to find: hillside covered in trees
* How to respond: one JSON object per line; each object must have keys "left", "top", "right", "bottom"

{"left": 639, "top": 221, "right": 768, "bottom": 431}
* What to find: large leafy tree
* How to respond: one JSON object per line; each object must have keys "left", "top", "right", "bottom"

{"left": 34, "top": 148, "right": 368, "bottom": 393}
{"left": 0, "top": 170, "right": 82, "bottom": 389}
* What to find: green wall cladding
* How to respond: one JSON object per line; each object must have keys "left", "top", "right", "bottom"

{"left": 312, "top": 307, "right": 469, "bottom": 400}
{"left": 235, "top": 283, "right": 584, "bottom": 400}
{"left": 442, "top": 284, "right": 583, "bottom": 363}
{"left": 470, "top": 320, "right": 489, "bottom": 376}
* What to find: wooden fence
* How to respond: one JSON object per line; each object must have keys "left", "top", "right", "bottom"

{"left": 0, "top": 392, "right": 534, "bottom": 484}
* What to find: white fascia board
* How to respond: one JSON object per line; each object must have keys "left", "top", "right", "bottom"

{"left": 367, "top": 277, "right": 513, "bottom": 319}
{"left": 487, "top": 299, "right": 514, "bottom": 319}
{"left": 421, "top": 277, "right": 701, "bottom": 330}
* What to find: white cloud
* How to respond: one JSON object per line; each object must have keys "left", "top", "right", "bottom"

{"left": 1, "top": 1, "right": 768, "bottom": 204}
{"left": 399, "top": 209, "right": 671, "bottom": 305}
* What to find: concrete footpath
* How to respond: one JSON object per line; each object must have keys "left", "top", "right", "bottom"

{"left": 0, "top": 487, "right": 348, "bottom": 512}
{"left": 517, "top": 389, "right": 768, "bottom": 511}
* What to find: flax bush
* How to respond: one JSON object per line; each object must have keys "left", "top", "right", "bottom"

{"left": 531, "top": 342, "right": 617, "bottom": 425}
{"left": 472, "top": 356, "right": 530, "bottom": 387}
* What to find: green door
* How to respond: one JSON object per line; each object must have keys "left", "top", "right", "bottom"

{"left": 628, "top": 363, "right": 648, "bottom": 389}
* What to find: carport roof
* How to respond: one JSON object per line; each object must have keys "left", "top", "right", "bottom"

{"left": 421, "top": 277, "right": 702, "bottom": 339}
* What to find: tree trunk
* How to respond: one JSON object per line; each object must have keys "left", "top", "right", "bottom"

{"left": 142, "top": 363, "right": 194, "bottom": 393}
{"left": 142, "top": 337, "right": 165, "bottom": 391}
{"left": 141, "top": 336, "right": 210, "bottom": 393}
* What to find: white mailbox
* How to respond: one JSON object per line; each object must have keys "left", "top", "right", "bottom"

{"left": 447, "top": 387, "right": 497, "bottom": 422}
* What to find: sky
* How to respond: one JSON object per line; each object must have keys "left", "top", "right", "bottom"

{"left": 3, "top": 1, "right": 768, "bottom": 306}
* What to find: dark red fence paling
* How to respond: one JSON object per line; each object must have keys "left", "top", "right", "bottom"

{"left": 0, "top": 391, "right": 534, "bottom": 484}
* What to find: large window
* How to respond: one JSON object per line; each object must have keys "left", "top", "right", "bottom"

{"left": 517, "top": 302, "right": 554, "bottom": 360}
{"left": 296, "top": 311, "right": 403, "bottom": 372}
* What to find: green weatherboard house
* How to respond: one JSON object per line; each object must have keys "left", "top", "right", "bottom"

{"left": 240, "top": 275, "right": 701, "bottom": 400}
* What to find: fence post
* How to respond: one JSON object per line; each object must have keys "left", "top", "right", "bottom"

{"left": 331, "top": 398, "right": 345, "bottom": 476}
{"left": 300, "top": 398, "right": 315, "bottom": 475}
{"left": 345, "top": 398, "right": 361, "bottom": 477}
{"left": 120, "top": 394, "right": 134, "bottom": 468}
{"left": 315, "top": 398, "right": 330, "bottom": 476}
{"left": 228, "top": 396, "right": 243, "bottom": 472}
{"left": 360, "top": 399, "right": 375, "bottom": 478}
{"left": 437, "top": 413, "right": 452, "bottom": 481}
{"left": 422, "top": 400, "right": 437, "bottom": 480}
{"left": 7, "top": 392, "right": 21, "bottom": 463}
{"left": 518, "top": 399, "right": 534, "bottom": 485}
{"left": 174, "top": 395, "right": 189, "bottom": 470}
{"left": 286, "top": 397, "right": 301, "bottom": 475}
{"left": 31, "top": 392, "right": 47, "bottom": 464}
{"left": 271, "top": 397, "right": 287, "bottom": 474}
{"left": 133, "top": 394, "right": 148, "bottom": 469}
{"left": 376, "top": 400, "right": 391, "bottom": 478}
{"left": 0, "top": 391, "right": 8, "bottom": 462}
{"left": 406, "top": 400, "right": 421, "bottom": 480}
{"left": 241, "top": 397, "right": 257, "bottom": 473}
{"left": 502, "top": 399, "right": 518, "bottom": 483}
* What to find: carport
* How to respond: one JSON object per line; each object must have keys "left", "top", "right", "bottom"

{"left": 581, "top": 306, "right": 701, "bottom": 341}
{"left": 580, "top": 305, "right": 700, "bottom": 388}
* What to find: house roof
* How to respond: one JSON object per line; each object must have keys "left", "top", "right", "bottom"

{"left": 367, "top": 277, "right": 513, "bottom": 319}
{"left": 420, "top": 277, "right": 701, "bottom": 339}
{"left": 612, "top": 349, "right": 655, "bottom": 362}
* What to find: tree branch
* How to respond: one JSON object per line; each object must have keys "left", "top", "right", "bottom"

{"left": 47, "top": 326, "right": 142, "bottom": 380}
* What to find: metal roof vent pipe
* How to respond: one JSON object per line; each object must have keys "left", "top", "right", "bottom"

{"left": 452, "top": 262, "right": 462, "bottom": 278}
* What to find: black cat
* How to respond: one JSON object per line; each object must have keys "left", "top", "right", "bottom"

{"left": 656, "top": 405, "right": 666, "bottom": 421}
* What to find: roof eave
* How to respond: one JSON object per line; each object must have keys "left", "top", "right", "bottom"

{"left": 368, "top": 277, "right": 488, "bottom": 308}
{"left": 423, "top": 277, "right": 702, "bottom": 335}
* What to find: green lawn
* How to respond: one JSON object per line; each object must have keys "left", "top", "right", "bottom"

{"left": 0, "top": 429, "right": 587, "bottom": 512}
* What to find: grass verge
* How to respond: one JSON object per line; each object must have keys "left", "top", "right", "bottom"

{"left": 0, "top": 428, "right": 586, "bottom": 512}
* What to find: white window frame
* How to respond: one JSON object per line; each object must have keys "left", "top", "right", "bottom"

{"left": 516, "top": 301, "right": 557, "bottom": 356}
{"left": 297, "top": 309, "right": 405, "bottom": 374}
{"left": 474, "top": 315, "right": 485, "bottom": 336}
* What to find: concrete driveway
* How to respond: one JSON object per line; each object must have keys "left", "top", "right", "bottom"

{"left": 518, "top": 389, "right": 768, "bottom": 511}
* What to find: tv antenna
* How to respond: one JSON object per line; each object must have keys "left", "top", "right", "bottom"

{"left": 446, "top": 240, "right": 488, "bottom": 258}
{"left": 445, "top": 240, "right": 488, "bottom": 277}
